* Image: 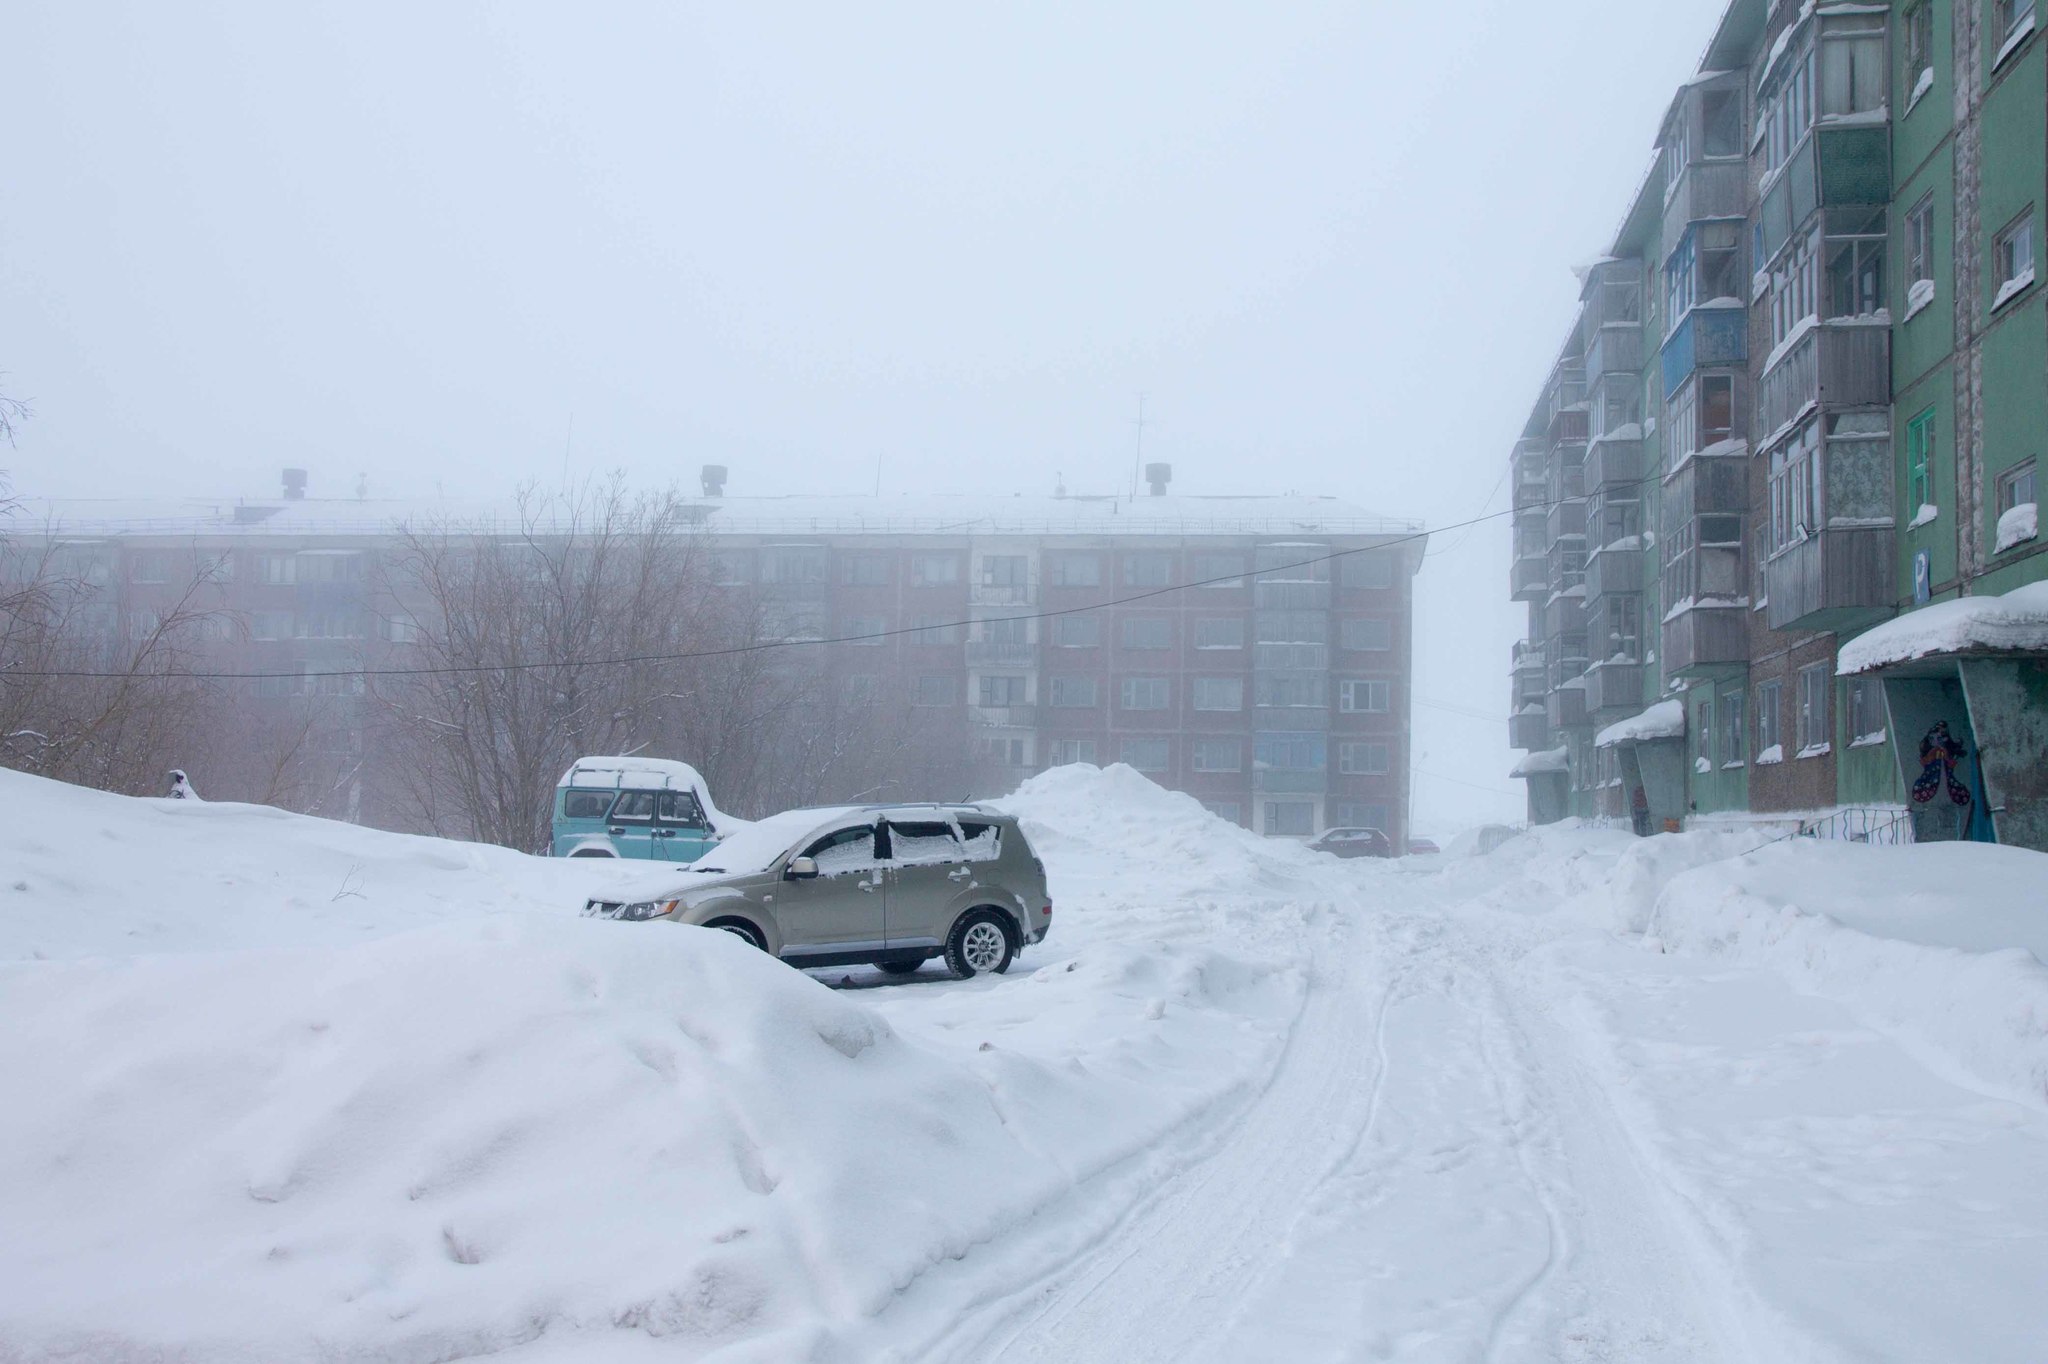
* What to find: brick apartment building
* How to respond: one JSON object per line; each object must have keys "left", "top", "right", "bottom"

{"left": 14, "top": 470, "right": 1427, "bottom": 846}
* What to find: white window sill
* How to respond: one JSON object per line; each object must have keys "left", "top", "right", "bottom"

{"left": 1754, "top": 754, "right": 1784, "bottom": 767}
{"left": 1992, "top": 266, "right": 2036, "bottom": 314}
{"left": 1721, "top": 760, "right": 1747, "bottom": 771}
{"left": 1849, "top": 730, "right": 1888, "bottom": 749}
{"left": 1796, "top": 742, "right": 1833, "bottom": 760}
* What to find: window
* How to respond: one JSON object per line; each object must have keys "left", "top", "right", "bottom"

{"left": 980, "top": 615, "right": 1029, "bottom": 647}
{"left": 1819, "top": 15, "right": 1886, "bottom": 117}
{"left": 1848, "top": 678, "right": 1886, "bottom": 744}
{"left": 1825, "top": 228, "right": 1885, "bottom": 318}
{"left": 1595, "top": 595, "right": 1641, "bottom": 660}
{"left": 1701, "top": 88, "right": 1742, "bottom": 157}
{"left": 710, "top": 550, "right": 751, "bottom": 585}
{"left": 1797, "top": 663, "right": 1831, "bottom": 754}
{"left": 1996, "top": 459, "right": 2038, "bottom": 549}
{"left": 841, "top": 553, "right": 890, "bottom": 586}
{"left": 1191, "top": 738, "right": 1242, "bottom": 772}
{"left": 842, "top": 675, "right": 880, "bottom": 703}
{"left": 1120, "top": 616, "right": 1172, "bottom": 649}
{"left": 382, "top": 614, "right": 421, "bottom": 644}
{"left": 1048, "top": 675, "right": 1099, "bottom": 707}
{"left": 1906, "top": 407, "right": 1937, "bottom": 513}
{"left": 1192, "top": 553, "right": 1246, "bottom": 587}
{"left": 1048, "top": 739, "right": 1097, "bottom": 765}
{"left": 1695, "top": 700, "right": 1714, "bottom": 771}
{"left": 1254, "top": 731, "right": 1326, "bottom": 772}
{"left": 1720, "top": 689, "right": 1746, "bottom": 766}
{"left": 256, "top": 554, "right": 297, "bottom": 586}
{"left": 1905, "top": 194, "right": 1936, "bottom": 316}
{"left": 1904, "top": 4, "right": 1934, "bottom": 103}
{"left": 1123, "top": 553, "right": 1173, "bottom": 587}
{"left": 911, "top": 553, "right": 960, "bottom": 585}
{"left": 1339, "top": 618, "right": 1392, "bottom": 651}
{"left": 296, "top": 610, "right": 364, "bottom": 640}
{"left": 1338, "top": 740, "right": 1390, "bottom": 775}
{"left": 250, "top": 610, "right": 293, "bottom": 641}
{"left": 296, "top": 552, "right": 364, "bottom": 584}
{"left": 1119, "top": 677, "right": 1169, "bottom": 710}
{"left": 562, "top": 791, "right": 613, "bottom": 820}
{"left": 1997, "top": 459, "right": 2038, "bottom": 518}
{"left": 1053, "top": 614, "right": 1101, "bottom": 647}
{"left": 805, "top": 824, "right": 879, "bottom": 875}
{"left": 841, "top": 615, "right": 887, "bottom": 643}
{"left": 1193, "top": 676, "right": 1244, "bottom": 711}
{"left": 1256, "top": 675, "right": 1327, "bottom": 708}
{"left": 914, "top": 674, "right": 956, "bottom": 706}
{"left": 1762, "top": 41, "right": 1814, "bottom": 174}
{"left": 1331, "top": 801, "right": 1391, "bottom": 833}
{"left": 1770, "top": 228, "right": 1818, "bottom": 350}
{"left": 760, "top": 547, "right": 825, "bottom": 584}
{"left": 978, "top": 675, "right": 1027, "bottom": 707}
{"left": 982, "top": 736, "right": 1028, "bottom": 767}
{"left": 1768, "top": 418, "right": 1822, "bottom": 552}
{"left": 909, "top": 615, "right": 964, "bottom": 644}
{"left": 1047, "top": 553, "right": 1100, "bottom": 587}
{"left": 1263, "top": 801, "right": 1315, "bottom": 836}
{"left": 1668, "top": 373, "right": 1735, "bottom": 467}
{"left": 1340, "top": 552, "right": 1396, "bottom": 589}
{"left": 1994, "top": 210, "right": 2036, "bottom": 310}
{"left": 1120, "top": 737, "right": 1171, "bottom": 772}
{"left": 128, "top": 551, "right": 172, "bottom": 584}
{"left": 1338, "top": 679, "right": 1391, "bottom": 713}
{"left": 979, "top": 554, "right": 1027, "bottom": 587}
{"left": 1194, "top": 617, "right": 1245, "bottom": 649}
{"left": 1756, "top": 679, "right": 1784, "bottom": 759}
{"left": 1255, "top": 612, "right": 1328, "bottom": 644}
{"left": 1998, "top": 0, "right": 2037, "bottom": 47}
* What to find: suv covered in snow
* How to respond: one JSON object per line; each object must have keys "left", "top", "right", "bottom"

{"left": 583, "top": 804, "right": 1051, "bottom": 978}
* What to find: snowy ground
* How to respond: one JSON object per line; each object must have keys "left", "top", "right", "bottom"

{"left": 3, "top": 766, "right": 2045, "bottom": 1361}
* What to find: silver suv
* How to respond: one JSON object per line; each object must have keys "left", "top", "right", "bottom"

{"left": 583, "top": 804, "right": 1052, "bottom": 978}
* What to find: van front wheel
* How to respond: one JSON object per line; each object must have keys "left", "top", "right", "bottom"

{"left": 945, "top": 911, "right": 1014, "bottom": 979}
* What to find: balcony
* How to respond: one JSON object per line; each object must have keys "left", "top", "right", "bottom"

{"left": 966, "top": 639, "right": 1038, "bottom": 666}
{"left": 1757, "top": 319, "right": 1890, "bottom": 442}
{"left": 1585, "top": 429, "right": 1645, "bottom": 494}
{"left": 1511, "top": 638, "right": 1545, "bottom": 676}
{"left": 1582, "top": 660, "right": 1646, "bottom": 716}
{"left": 1509, "top": 707, "right": 1550, "bottom": 751}
{"left": 1584, "top": 543, "right": 1645, "bottom": 604}
{"left": 1659, "top": 302, "right": 1747, "bottom": 399}
{"left": 971, "top": 703, "right": 1037, "bottom": 728}
{"left": 1543, "top": 587, "right": 1588, "bottom": 639}
{"left": 1762, "top": 526, "right": 1895, "bottom": 633}
{"left": 1546, "top": 677, "right": 1590, "bottom": 731}
{"left": 1662, "top": 446, "right": 1747, "bottom": 515}
{"left": 1510, "top": 555, "right": 1549, "bottom": 602}
{"left": 1546, "top": 496, "right": 1587, "bottom": 544}
{"left": 970, "top": 581, "right": 1035, "bottom": 607}
{"left": 1660, "top": 600, "right": 1747, "bottom": 677}
{"left": 1760, "top": 126, "right": 1891, "bottom": 260}
{"left": 1583, "top": 323, "right": 1644, "bottom": 382}
{"left": 1511, "top": 440, "right": 1548, "bottom": 509}
{"left": 1662, "top": 158, "right": 1747, "bottom": 243}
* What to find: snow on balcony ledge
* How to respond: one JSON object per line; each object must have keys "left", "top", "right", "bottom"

{"left": 1837, "top": 580, "right": 2048, "bottom": 674}
{"left": 1509, "top": 746, "right": 1569, "bottom": 778}
{"left": 1595, "top": 698, "right": 1684, "bottom": 749}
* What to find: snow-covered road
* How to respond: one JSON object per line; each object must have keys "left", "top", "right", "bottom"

{"left": 4, "top": 765, "right": 2046, "bottom": 1362}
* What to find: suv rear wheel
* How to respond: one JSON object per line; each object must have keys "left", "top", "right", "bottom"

{"left": 945, "top": 910, "right": 1015, "bottom": 979}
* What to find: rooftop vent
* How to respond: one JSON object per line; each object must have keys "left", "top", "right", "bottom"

{"left": 701, "top": 464, "right": 728, "bottom": 498}
{"left": 1145, "top": 462, "right": 1172, "bottom": 496}
{"left": 282, "top": 468, "right": 308, "bottom": 501}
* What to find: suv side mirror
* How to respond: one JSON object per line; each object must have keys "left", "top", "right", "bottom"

{"left": 786, "top": 855, "right": 819, "bottom": 880}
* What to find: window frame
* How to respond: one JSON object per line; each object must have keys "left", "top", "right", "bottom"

{"left": 1118, "top": 676, "right": 1170, "bottom": 711}
{"left": 1906, "top": 407, "right": 1937, "bottom": 513}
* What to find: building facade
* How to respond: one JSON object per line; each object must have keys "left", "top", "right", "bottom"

{"left": 14, "top": 480, "right": 1426, "bottom": 845}
{"left": 1509, "top": 0, "right": 2048, "bottom": 850}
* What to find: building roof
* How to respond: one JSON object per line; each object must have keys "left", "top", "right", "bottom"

{"left": 10, "top": 491, "right": 1423, "bottom": 542}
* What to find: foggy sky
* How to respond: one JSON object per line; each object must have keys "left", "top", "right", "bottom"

{"left": 2, "top": 1, "right": 1727, "bottom": 831}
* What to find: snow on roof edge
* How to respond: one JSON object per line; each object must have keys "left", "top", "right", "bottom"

{"left": 1596, "top": 699, "right": 1686, "bottom": 749}
{"left": 1837, "top": 581, "right": 2048, "bottom": 675}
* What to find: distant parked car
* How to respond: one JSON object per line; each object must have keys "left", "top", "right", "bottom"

{"left": 552, "top": 756, "right": 741, "bottom": 861}
{"left": 1308, "top": 826, "right": 1393, "bottom": 859}
{"left": 583, "top": 804, "right": 1052, "bottom": 979}
{"left": 1406, "top": 837, "right": 1441, "bottom": 855}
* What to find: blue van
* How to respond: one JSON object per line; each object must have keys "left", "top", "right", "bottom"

{"left": 552, "top": 757, "right": 737, "bottom": 861}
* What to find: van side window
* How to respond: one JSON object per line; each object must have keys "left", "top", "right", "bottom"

{"left": 611, "top": 792, "right": 657, "bottom": 822}
{"left": 957, "top": 820, "right": 1002, "bottom": 862}
{"left": 562, "top": 791, "right": 612, "bottom": 820}
{"left": 803, "top": 824, "right": 878, "bottom": 874}
{"left": 889, "top": 820, "right": 964, "bottom": 865}
{"left": 657, "top": 790, "right": 705, "bottom": 826}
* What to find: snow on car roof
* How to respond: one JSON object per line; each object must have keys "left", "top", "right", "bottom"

{"left": 557, "top": 757, "right": 745, "bottom": 834}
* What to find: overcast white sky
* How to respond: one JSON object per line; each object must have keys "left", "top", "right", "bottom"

{"left": 2, "top": 0, "right": 1726, "bottom": 831}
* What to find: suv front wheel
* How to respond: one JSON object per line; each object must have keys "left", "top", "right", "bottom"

{"left": 945, "top": 910, "right": 1015, "bottom": 979}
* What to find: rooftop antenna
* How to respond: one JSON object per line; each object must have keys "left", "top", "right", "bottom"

{"left": 1128, "top": 393, "right": 1148, "bottom": 501}
{"left": 874, "top": 452, "right": 883, "bottom": 496}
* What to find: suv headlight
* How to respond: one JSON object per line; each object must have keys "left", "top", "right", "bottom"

{"left": 618, "top": 899, "right": 680, "bottom": 921}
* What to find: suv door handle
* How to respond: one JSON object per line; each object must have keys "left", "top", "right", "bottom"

{"left": 857, "top": 880, "right": 877, "bottom": 893}
{"left": 948, "top": 868, "right": 972, "bottom": 881}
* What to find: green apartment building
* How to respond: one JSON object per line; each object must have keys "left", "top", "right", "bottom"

{"left": 1509, "top": 0, "right": 2048, "bottom": 850}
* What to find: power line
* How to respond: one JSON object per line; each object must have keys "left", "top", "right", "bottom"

{"left": 4, "top": 470, "right": 1632, "bottom": 684}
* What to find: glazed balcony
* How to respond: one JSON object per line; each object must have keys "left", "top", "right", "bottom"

{"left": 1509, "top": 707, "right": 1550, "bottom": 751}
{"left": 1660, "top": 600, "right": 1747, "bottom": 677}
{"left": 1659, "top": 301, "right": 1747, "bottom": 398}
{"left": 1546, "top": 677, "right": 1590, "bottom": 731}
{"left": 1582, "top": 322, "right": 1644, "bottom": 383}
{"left": 966, "top": 638, "right": 1039, "bottom": 666}
{"left": 1584, "top": 542, "right": 1645, "bottom": 605}
{"left": 1585, "top": 429, "right": 1645, "bottom": 494}
{"left": 1510, "top": 554, "right": 1549, "bottom": 602}
{"left": 1756, "top": 319, "right": 1890, "bottom": 442}
{"left": 1763, "top": 525, "right": 1895, "bottom": 633}
{"left": 1582, "top": 660, "right": 1647, "bottom": 716}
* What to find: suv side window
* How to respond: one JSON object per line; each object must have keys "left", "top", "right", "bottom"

{"left": 562, "top": 791, "right": 612, "bottom": 819}
{"left": 957, "top": 819, "right": 1002, "bottom": 862}
{"left": 888, "top": 820, "right": 965, "bottom": 865}
{"left": 803, "top": 824, "right": 879, "bottom": 875}
{"left": 657, "top": 790, "right": 706, "bottom": 827}
{"left": 611, "top": 791, "right": 657, "bottom": 822}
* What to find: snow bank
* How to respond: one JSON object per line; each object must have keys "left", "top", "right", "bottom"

{"left": 1645, "top": 840, "right": 2048, "bottom": 1106}
{"left": 1838, "top": 580, "right": 2048, "bottom": 674}
{"left": 0, "top": 763, "right": 1320, "bottom": 1361}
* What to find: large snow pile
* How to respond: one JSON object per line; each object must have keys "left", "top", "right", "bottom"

{"left": 0, "top": 763, "right": 1327, "bottom": 1362}
{"left": 1643, "top": 839, "right": 2048, "bottom": 1107}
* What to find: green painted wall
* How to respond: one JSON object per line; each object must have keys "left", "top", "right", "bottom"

{"left": 1892, "top": 0, "right": 1954, "bottom": 179}
{"left": 1894, "top": 372, "right": 1960, "bottom": 586}
{"left": 1835, "top": 682, "right": 1905, "bottom": 805}
{"left": 1681, "top": 678, "right": 1748, "bottom": 814}
{"left": 1892, "top": 143, "right": 1957, "bottom": 380}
